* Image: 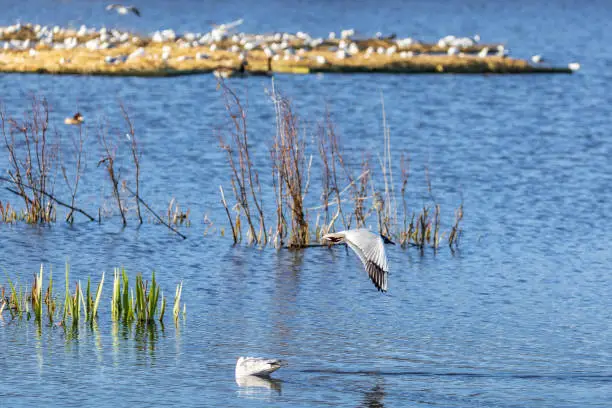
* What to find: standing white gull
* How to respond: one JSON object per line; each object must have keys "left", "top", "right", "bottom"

{"left": 321, "top": 228, "right": 392, "bottom": 292}
{"left": 236, "top": 357, "right": 288, "bottom": 377}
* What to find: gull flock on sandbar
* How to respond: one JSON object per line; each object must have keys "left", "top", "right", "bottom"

{"left": 0, "top": 19, "right": 580, "bottom": 77}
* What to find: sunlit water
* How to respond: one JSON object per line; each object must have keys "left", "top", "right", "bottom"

{"left": 1, "top": 1, "right": 612, "bottom": 407}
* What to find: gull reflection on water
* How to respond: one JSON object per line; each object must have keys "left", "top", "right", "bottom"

{"left": 236, "top": 375, "right": 283, "bottom": 400}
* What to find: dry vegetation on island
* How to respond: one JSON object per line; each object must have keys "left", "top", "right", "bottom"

{"left": 0, "top": 23, "right": 574, "bottom": 76}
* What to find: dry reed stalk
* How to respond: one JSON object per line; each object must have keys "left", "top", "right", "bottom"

{"left": 449, "top": 203, "right": 464, "bottom": 249}
{"left": 219, "top": 185, "right": 237, "bottom": 243}
{"left": 0, "top": 96, "right": 68, "bottom": 223}
{"left": 167, "top": 198, "right": 190, "bottom": 226}
{"left": 218, "top": 81, "right": 267, "bottom": 245}
{"left": 316, "top": 108, "right": 354, "bottom": 235}
{"left": 120, "top": 103, "right": 143, "bottom": 224}
{"left": 379, "top": 93, "right": 396, "bottom": 237}
{"left": 352, "top": 158, "right": 371, "bottom": 228}
{"left": 270, "top": 81, "right": 309, "bottom": 247}
{"left": 98, "top": 124, "right": 127, "bottom": 226}
{"left": 317, "top": 122, "right": 331, "bottom": 230}
{"left": 61, "top": 119, "right": 87, "bottom": 223}
{"left": 399, "top": 153, "right": 410, "bottom": 246}
{"left": 0, "top": 201, "right": 20, "bottom": 222}
{"left": 270, "top": 156, "right": 287, "bottom": 247}
{"left": 433, "top": 204, "right": 441, "bottom": 250}
{"left": 123, "top": 184, "right": 187, "bottom": 239}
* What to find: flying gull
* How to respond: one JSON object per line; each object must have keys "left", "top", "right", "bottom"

{"left": 321, "top": 228, "right": 392, "bottom": 292}
{"left": 106, "top": 4, "right": 141, "bottom": 16}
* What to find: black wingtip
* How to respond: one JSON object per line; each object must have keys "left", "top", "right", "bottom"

{"left": 380, "top": 234, "right": 395, "bottom": 245}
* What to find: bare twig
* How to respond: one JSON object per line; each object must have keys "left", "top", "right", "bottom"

{"left": 120, "top": 103, "right": 142, "bottom": 224}
{"left": 99, "top": 125, "right": 126, "bottom": 226}
{"left": 1, "top": 176, "right": 95, "bottom": 221}
{"left": 124, "top": 185, "right": 186, "bottom": 239}
{"left": 219, "top": 185, "right": 237, "bottom": 243}
{"left": 61, "top": 123, "right": 87, "bottom": 223}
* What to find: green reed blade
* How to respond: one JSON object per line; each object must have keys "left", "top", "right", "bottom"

{"left": 35, "top": 264, "right": 43, "bottom": 322}
{"left": 122, "top": 268, "right": 130, "bottom": 321}
{"left": 159, "top": 292, "right": 166, "bottom": 322}
{"left": 92, "top": 272, "right": 104, "bottom": 319}
{"left": 47, "top": 268, "right": 54, "bottom": 323}
{"left": 112, "top": 268, "right": 120, "bottom": 320}
{"left": 85, "top": 277, "right": 91, "bottom": 320}
{"left": 79, "top": 280, "right": 87, "bottom": 318}
{"left": 63, "top": 263, "right": 71, "bottom": 324}
{"left": 173, "top": 281, "right": 183, "bottom": 323}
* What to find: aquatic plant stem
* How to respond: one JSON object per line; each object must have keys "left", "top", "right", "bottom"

{"left": 123, "top": 185, "right": 187, "bottom": 239}
{"left": 0, "top": 176, "right": 95, "bottom": 221}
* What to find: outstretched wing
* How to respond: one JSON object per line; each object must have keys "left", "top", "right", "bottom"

{"left": 343, "top": 229, "right": 389, "bottom": 292}
{"left": 129, "top": 6, "right": 141, "bottom": 16}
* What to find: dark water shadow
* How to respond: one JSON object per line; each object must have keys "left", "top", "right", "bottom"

{"left": 301, "top": 368, "right": 612, "bottom": 382}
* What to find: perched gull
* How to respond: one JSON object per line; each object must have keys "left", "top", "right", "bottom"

{"left": 106, "top": 4, "right": 141, "bottom": 17}
{"left": 322, "top": 228, "right": 393, "bottom": 292}
{"left": 531, "top": 54, "right": 544, "bottom": 64}
{"left": 236, "top": 357, "right": 288, "bottom": 377}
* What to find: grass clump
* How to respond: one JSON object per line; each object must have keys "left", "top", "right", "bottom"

{"left": 111, "top": 267, "right": 183, "bottom": 325}
{"left": 0, "top": 264, "right": 184, "bottom": 326}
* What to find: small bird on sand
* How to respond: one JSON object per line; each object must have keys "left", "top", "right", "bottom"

{"left": 236, "top": 357, "right": 287, "bottom": 377}
{"left": 106, "top": 4, "right": 141, "bottom": 17}
{"left": 322, "top": 228, "right": 393, "bottom": 292}
{"left": 64, "top": 112, "right": 84, "bottom": 125}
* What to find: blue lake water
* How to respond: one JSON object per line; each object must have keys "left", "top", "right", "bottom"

{"left": 1, "top": 0, "right": 612, "bottom": 406}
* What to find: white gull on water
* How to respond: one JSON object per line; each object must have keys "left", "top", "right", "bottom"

{"left": 235, "top": 357, "right": 288, "bottom": 377}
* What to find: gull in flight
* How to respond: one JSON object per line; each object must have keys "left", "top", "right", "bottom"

{"left": 106, "top": 4, "right": 141, "bottom": 17}
{"left": 211, "top": 18, "right": 244, "bottom": 31}
{"left": 322, "top": 228, "right": 392, "bottom": 292}
{"left": 236, "top": 357, "right": 288, "bottom": 378}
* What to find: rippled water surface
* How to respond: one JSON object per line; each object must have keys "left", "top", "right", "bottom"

{"left": 1, "top": 1, "right": 612, "bottom": 407}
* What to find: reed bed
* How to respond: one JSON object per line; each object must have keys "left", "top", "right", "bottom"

{"left": 218, "top": 82, "right": 463, "bottom": 251}
{"left": 0, "top": 264, "right": 184, "bottom": 326}
{"left": 0, "top": 96, "right": 188, "bottom": 237}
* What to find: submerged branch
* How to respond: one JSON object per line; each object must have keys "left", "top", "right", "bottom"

{"left": 124, "top": 185, "right": 187, "bottom": 239}
{"left": 1, "top": 176, "right": 95, "bottom": 221}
